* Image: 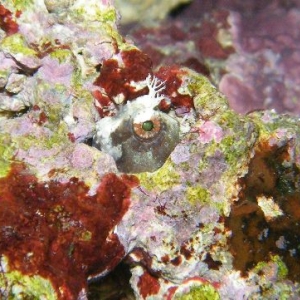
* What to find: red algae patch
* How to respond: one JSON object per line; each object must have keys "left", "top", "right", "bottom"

{"left": 154, "top": 66, "right": 194, "bottom": 112}
{"left": 93, "top": 50, "right": 194, "bottom": 119}
{"left": 0, "top": 5, "right": 19, "bottom": 35}
{"left": 93, "top": 49, "right": 153, "bottom": 117}
{"left": 137, "top": 271, "right": 160, "bottom": 299}
{"left": 0, "top": 163, "right": 136, "bottom": 298}
{"left": 196, "top": 10, "right": 234, "bottom": 59}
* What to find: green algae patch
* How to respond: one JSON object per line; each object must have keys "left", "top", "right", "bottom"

{"left": 0, "top": 70, "right": 9, "bottom": 83}
{"left": 70, "top": 3, "right": 117, "bottom": 25}
{"left": 98, "top": 8, "right": 118, "bottom": 23}
{"left": 187, "top": 72, "right": 228, "bottom": 115}
{"left": 250, "top": 255, "right": 299, "bottom": 299}
{"left": 250, "top": 110, "right": 299, "bottom": 133}
{"left": 50, "top": 49, "right": 73, "bottom": 64}
{"left": 1, "top": 33, "right": 37, "bottom": 57}
{"left": 270, "top": 255, "right": 289, "bottom": 279}
{"left": 218, "top": 109, "right": 243, "bottom": 129}
{"left": 186, "top": 185, "right": 211, "bottom": 205}
{"left": 0, "top": 134, "right": 15, "bottom": 178}
{"left": 7, "top": 0, "right": 34, "bottom": 10}
{"left": 13, "top": 122, "right": 69, "bottom": 152}
{"left": 218, "top": 135, "right": 241, "bottom": 165}
{"left": 44, "top": 123, "right": 69, "bottom": 149}
{"left": 254, "top": 255, "right": 288, "bottom": 280}
{"left": 174, "top": 283, "right": 220, "bottom": 300}
{"left": 137, "top": 158, "right": 180, "bottom": 193}
{"left": 0, "top": 158, "right": 13, "bottom": 179}
{"left": 219, "top": 125, "right": 257, "bottom": 171}
{"left": 218, "top": 113, "right": 257, "bottom": 165}
{"left": 0, "top": 256, "right": 57, "bottom": 300}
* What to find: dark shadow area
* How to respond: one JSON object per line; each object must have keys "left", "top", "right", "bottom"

{"left": 168, "top": 1, "right": 193, "bottom": 18}
{"left": 88, "top": 261, "right": 135, "bottom": 300}
{"left": 225, "top": 141, "right": 300, "bottom": 282}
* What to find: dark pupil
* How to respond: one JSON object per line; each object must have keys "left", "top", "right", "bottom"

{"left": 142, "top": 120, "right": 154, "bottom": 131}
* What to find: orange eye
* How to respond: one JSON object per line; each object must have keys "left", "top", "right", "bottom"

{"left": 133, "top": 116, "right": 161, "bottom": 140}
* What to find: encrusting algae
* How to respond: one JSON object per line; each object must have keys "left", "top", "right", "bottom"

{"left": 0, "top": 0, "right": 300, "bottom": 299}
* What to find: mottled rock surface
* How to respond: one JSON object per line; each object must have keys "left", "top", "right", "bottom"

{"left": 0, "top": 1, "right": 300, "bottom": 300}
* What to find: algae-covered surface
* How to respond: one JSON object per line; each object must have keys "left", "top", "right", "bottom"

{"left": 0, "top": 1, "right": 300, "bottom": 299}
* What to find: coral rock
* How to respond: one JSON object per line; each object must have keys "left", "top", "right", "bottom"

{"left": 0, "top": 0, "right": 300, "bottom": 299}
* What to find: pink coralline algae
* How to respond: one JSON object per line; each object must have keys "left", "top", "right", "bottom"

{"left": 196, "top": 120, "right": 224, "bottom": 144}
{"left": 71, "top": 143, "right": 94, "bottom": 169}
{"left": 1, "top": 1, "right": 300, "bottom": 300}
{"left": 38, "top": 57, "right": 74, "bottom": 86}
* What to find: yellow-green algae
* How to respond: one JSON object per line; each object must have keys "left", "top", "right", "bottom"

{"left": 0, "top": 33, "right": 37, "bottom": 57}
{"left": 0, "top": 256, "right": 56, "bottom": 300}
{"left": 218, "top": 134, "right": 252, "bottom": 167}
{"left": 174, "top": 283, "right": 220, "bottom": 300}
{"left": 249, "top": 255, "right": 299, "bottom": 299}
{"left": 0, "top": 70, "right": 10, "bottom": 83}
{"left": 187, "top": 71, "right": 258, "bottom": 169}
{"left": 3, "top": 0, "right": 34, "bottom": 10}
{"left": 180, "top": 71, "right": 260, "bottom": 217}
{"left": 44, "top": 124, "right": 70, "bottom": 149}
{"left": 253, "top": 255, "right": 288, "bottom": 280}
{"left": 186, "top": 185, "right": 211, "bottom": 205}
{"left": 270, "top": 255, "right": 289, "bottom": 279}
{"left": 137, "top": 158, "right": 180, "bottom": 193}
{"left": 250, "top": 110, "right": 300, "bottom": 133}
{"left": 186, "top": 71, "right": 228, "bottom": 115}
{"left": 11, "top": 122, "right": 70, "bottom": 152}
{"left": 0, "top": 134, "right": 15, "bottom": 178}
{"left": 70, "top": 2, "right": 124, "bottom": 49}
{"left": 49, "top": 49, "right": 74, "bottom": 64}
{"left": 70, "top": 4, "right": 117, "bottom": 24}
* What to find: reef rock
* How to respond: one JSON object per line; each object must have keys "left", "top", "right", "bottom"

{"left": 127, "top": 0, "right": 300, "bottom": 116}
{"left": 0, "top": 1, "right": 300, "bottom": 300}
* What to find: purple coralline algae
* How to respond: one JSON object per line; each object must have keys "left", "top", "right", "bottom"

{"left": 0, "top": 1, "right": 300, "bottom": 300}
{"left": 127, "top": 0, "right": 300, "bottom": 116}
